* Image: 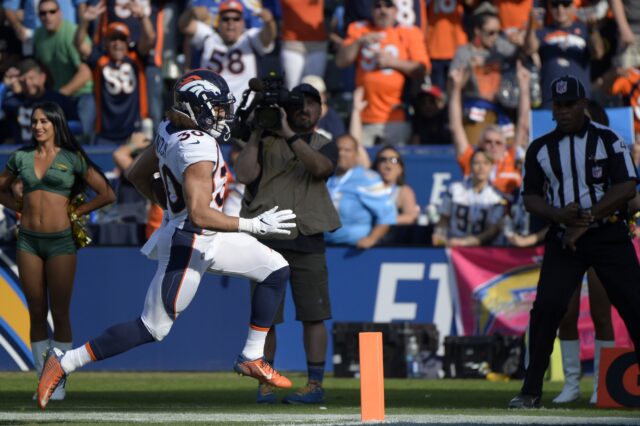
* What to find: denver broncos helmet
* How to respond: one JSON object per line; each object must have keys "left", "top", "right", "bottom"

{"left": 172, "top": 69, "right": 235, "bottom": 139}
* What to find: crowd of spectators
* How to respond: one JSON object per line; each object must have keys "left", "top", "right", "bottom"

{"left": 0, "top": 0, "right": 639, "bottom": 248}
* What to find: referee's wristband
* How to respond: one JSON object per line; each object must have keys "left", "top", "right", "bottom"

{"left": 285, "top": 134, "right": 299, "bottom": 146}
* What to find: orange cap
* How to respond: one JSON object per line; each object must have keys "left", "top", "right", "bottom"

{"left": 219, "top": 0, "right": 244, "bottom": 14}
{"left": 106, "top": 22, "right": 130, "bottom": 40}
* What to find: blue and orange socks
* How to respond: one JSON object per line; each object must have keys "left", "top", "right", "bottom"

{"left": 88, "top": 317, "right": 154, "bottom": 361}
{"left": 61, "top": 317, "right": 154, "bottom": 374}
{"left": 241, "top": 325, "right": 269, "bottom": 360}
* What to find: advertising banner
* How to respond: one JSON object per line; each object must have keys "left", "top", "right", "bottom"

{"left": 1, "top": 244, "right": 634, "bottom": 370}
{"left": 450, "top": 247, "right": 632, "bottom": 360}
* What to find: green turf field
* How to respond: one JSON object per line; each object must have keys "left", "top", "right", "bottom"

{"left": 1, "top": 371, "right": 639, "bottom": 425}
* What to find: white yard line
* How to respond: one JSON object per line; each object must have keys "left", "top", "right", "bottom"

{"left": 1, "top": 412, "right": 640, "bottom": 425}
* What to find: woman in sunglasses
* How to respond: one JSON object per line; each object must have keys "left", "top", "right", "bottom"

{"left": 372, "top": 145, "right": 420, "bottom": 225}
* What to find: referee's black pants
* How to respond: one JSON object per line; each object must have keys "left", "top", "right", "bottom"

{"left": 522, "top": 222, "right": 640, "bottom": 397}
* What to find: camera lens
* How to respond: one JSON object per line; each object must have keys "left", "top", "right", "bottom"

{"left": 256, "top": 107, "right": 280, "bottom": 129}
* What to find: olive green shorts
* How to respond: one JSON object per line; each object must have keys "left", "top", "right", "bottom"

{"left": 17, "top": 228, "right": 76, "bottom": 260}
{"left": 252, "top": 250, "right": 332, "bottom": 324}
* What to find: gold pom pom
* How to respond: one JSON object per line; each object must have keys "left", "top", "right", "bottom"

{"left": 68, "top": 195, "right": 92, "bottom": 249}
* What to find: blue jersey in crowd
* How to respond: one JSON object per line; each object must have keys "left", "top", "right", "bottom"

{"left": 325, "top": 165, "right": 397, "bottom": 245}
{"left": 87, "top": 45, "right": 147, "bottom": 141}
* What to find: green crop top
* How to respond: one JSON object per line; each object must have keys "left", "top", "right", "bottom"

{"left": 6, "top": 148, "right": 88, "bottom": 197}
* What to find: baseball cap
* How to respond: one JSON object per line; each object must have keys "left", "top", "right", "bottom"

{"left": 106, "top": 22, "right": 130, "bottom": 40}
{"left": 551, "top": 75, "right": 586, "bottom": 102}
{"left": 291, "top": 83, "right": 321, "bottom": 104}
{"left": 219, "top": 0, "right": 244, "bottom": 14}
{"left": 300, "top": 75, "right": 327, "bottom": 95}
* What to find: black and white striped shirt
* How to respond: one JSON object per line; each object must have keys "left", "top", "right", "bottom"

{"left": 522, "top": 119, "right": 638, "bottom": 209}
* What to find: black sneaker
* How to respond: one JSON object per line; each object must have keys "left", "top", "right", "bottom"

{"left": 508, "top": 393, "right": 541, "bottom": 409}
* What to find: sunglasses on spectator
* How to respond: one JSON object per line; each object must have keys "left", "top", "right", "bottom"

{"left": 484, "top": 138, "right": 505, "bottom": 146}
{"left": 221, "top": 16, "right": 242, "bottom": 23}
{"left": 378, "top": 156, "right": 400, "bottom": 164}
{"left": 39, "top": 8, "right": 58, "bottom": 16}
{"left": 482, "top": 29, "right": 500, "bottom": 36}
{"left": 374, "top": 0, "right": 395, "bottom": 9}
{"left": 551, "top": 0, "right": 573, "bottom": 8}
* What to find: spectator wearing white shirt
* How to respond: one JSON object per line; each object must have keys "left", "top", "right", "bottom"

{"left": 179, "top": 0, "right": 277, "bottom": 110}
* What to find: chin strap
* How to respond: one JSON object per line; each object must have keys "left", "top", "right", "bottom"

{"left": 220, "top": 122, "right": 231, "bottom": 142}
{"left": 207, "top": 121, "right": 231, "bottom": 142}
{"left": 172, "top": 106, "right": 232, "bottom": 142}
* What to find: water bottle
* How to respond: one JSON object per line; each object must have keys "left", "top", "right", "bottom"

{"left": 530, "top": 70, "right": 542, "bottom": 108}
{"left": 417, "top": 206, "right": 428, "bottom": 226}
{"left": 406, "top": 335, "right": 420, "bottom": 378}
{"left": 426, "top": 204, "right": 439, "bottom": 225}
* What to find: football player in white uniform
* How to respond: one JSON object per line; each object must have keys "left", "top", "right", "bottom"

{"left": 36, "top": 69, "right": 296, "bottom": 410}
{"left": 433, "top": 148, "right": 504, "bottom": 247}
{"left": 179, "top": 0, "right": 277, "bottom": 110}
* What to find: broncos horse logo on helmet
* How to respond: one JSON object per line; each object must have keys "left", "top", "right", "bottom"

{"left": 172, "top": 69, "right": 236, "bottom": 140}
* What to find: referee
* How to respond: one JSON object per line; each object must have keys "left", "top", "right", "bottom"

{"left": 509, "top": 75, "right": 640, "bottom": 408}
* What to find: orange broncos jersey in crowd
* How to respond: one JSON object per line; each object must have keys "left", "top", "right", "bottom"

{"left": 425, "top": 0, "right": 468, "bottom": 60}
{"left": 280, "top": 0, "right": 326, "bottom": 42}
{"left": 457, "top": 145, "right": 522, "bottom": 195}
{"left": 611, "top": 68, "right": 640, "bottom": 134}
{"left": 344, "top": 21, "right": 430, "bottom": 123}
{"left": 494, "top": 0, "right": 533, "bottom": 32}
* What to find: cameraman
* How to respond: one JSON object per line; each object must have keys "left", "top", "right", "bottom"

{"left": 235, "top": 83, "right": 341, "bottom": 404}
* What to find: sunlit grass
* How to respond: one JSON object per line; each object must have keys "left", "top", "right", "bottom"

{"left": 0, "top": 371, "right": 635, "bottom": 418}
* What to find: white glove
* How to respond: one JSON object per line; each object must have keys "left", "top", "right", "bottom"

{"left": 238, "top": 206, "right": 297, "bottom": 236}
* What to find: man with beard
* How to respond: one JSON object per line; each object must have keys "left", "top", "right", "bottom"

{"left": 234, "top": 83, "right": 341, "bottom": 404}
{"left": 509, "top": 75, "right": 640, "bottom": 408}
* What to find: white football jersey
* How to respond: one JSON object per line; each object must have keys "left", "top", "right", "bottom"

{"left": 154, "top": 120, "right": 228, "bottom": 233}
{"left": 192, "top": 22, "right": 274, "bottom": 110}
{"left": 439, "top": 179, "right": 504, "bottom": 239}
